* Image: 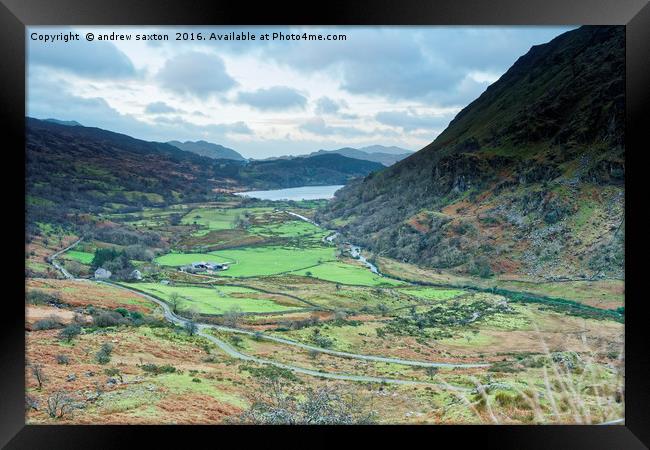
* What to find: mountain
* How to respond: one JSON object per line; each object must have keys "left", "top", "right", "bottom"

{"left": 167, "top": 140, "right": 246, "bottom": 161}
{"left": 44, "top": 118, "right": 82, "bottom": 127}
{"left": 317, "top": 26, "right": 624, "bottom": 280}
{"left": 306, "top": 145, "right": 412, "bottom": 166}
{"left": 26, "top": 118, "right": 382, "bottom": 225}
{"left": 239, "top": 154, "right": 384, "bottom": 189}
{"left": 358, "top": 145, "right": 412, "bottom": 156}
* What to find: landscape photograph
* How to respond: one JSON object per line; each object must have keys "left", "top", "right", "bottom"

{"left": 25, "top": 25, "right": 625, "bottom": 425}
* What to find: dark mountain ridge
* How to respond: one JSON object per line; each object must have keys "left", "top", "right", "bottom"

{"left": 26, "top": 118, "right": 383, "bottom": 226}
{"left": 306, "top": 146, "right": 412, "bottom": 166}
{"left": 167, "top": 140, "right": 246, "bottom": 161}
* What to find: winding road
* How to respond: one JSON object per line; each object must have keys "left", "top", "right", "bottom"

{"left": 103, "top": 281, "right": 474, "bottom": 389}
{"left": 47, "top": 241, "right": 481, "bottom": 388}
{"left": 40, "top": 214, "right": 624, "bottom": 422}
{"left": 48, "top": 238, "right": 83, "bottom": 279}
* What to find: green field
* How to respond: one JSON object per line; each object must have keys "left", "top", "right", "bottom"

{"left": 123, "top": 283, "right": 302, "bottom": 314}
{"left": 251, "top": 220, "right": 325, "bottom": 239}
{"left": 156, "top": 246, "right": 336, "bottom": 277}
{"left": 181, "top": 207, "right": 273, "bottom": 231}
{"left": 289, "top": 261, "right": 403, "bottom": 287}
{"left": 63, "top": 250, "right": 95, "bottom": 264}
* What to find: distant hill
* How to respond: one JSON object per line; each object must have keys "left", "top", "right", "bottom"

{"left": 358, "top": 145, "right": 412, "bottom": 156}
{"left": 318, "top": 26, "right": 624, "bottom": 280}
{"left": 307, "top": 145, "right": 412, "bottom": 166}
{"left": 26, "top": 118, "right": 383, "bottom": 226}
{"left": 44, "top": 118, "right": 82, "bottom": 127}
{"left": 168, "top": 140, "right": 246, "bottom": 161}
{"left": 241, "top": 154, "right": 384, "bottom": 189}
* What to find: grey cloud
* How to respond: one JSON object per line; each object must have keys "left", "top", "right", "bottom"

{"left": 28, "top": 31, "right": 135, "bottom": 78}
{"left": 375, "top": 110, "right": 453, "bottom": 132}
{"left": 145, "top": 101, "right": 179, "bottom": 114}
{"left": 153, "top": 116, "right": 253, "bottom": 136}
{"left": 28, "top": 73, "right": 253, "bottom": 144}
{"left": 299, "top": 117, "right": 367, "bottom": 137}
{"left": 315, "top": 96, "right": 347, "bottom": 115}
{"left": 157, "top": 52, "right": 236, "bottom": 97}
{"left": 237, "top": 86, "right": 307, "bottom": 111}
{"left": 260, "top": 27, "right": 570, "bottom": 106}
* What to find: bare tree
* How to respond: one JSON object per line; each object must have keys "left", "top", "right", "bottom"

{"left": 169, "top": 292, "right": 181, "bottom": 314}
{"left": 31, "top": 363, "right": 45, "bottom": 390}
{"left": 25, "top": 394, "right": 39, "bottom": 412}
{"left": 235, "top": 366, "right": 375, "bottom": 424}
{"left": 222, "top": 306, "right": 244, "bottom": 328}
{"left": 185, "top": 319, "right": 198, "bottom": 336}
{"left": 104, "top": 367, "right": 123, "bottom": 383}
{"left": 184, "top": 308, "right": 199, "bottom": 336}
{"left": 46, "top": 391, "right": 76, "bottom": 419}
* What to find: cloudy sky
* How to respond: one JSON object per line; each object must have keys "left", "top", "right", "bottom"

{"left": 27, "top": 26, "right": 571, "bottom": 159}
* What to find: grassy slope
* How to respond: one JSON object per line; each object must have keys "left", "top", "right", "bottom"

{"left": 123, "top": 282, "right": 302, "bottom": 314}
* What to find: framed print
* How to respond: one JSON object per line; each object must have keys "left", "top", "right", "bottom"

{"left": 1, "top": 0, "right": 648, "bottom": 447}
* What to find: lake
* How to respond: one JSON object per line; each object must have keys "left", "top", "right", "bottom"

{"left": 234, "top": 185, "right": 344, "bottom": 201}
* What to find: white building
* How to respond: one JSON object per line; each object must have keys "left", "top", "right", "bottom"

{"left": 94, "top": 268, "right": 112, "bottom": 279}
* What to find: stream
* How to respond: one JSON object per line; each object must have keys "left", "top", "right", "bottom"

{"left": 285, "top": 211, "right": 381, "bottom": 275}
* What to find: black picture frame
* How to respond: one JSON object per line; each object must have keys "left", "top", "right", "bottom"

{"left": 1, "top": 0, "right": 648, "bottom": 448}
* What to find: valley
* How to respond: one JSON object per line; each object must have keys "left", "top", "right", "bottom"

{"left": 24, "top": 25, "right": 625, "bottom": 426}
{"left": 25, "top": 194, "right": 623, "bottom": 424}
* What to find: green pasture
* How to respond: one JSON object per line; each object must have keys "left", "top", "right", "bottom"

{"left": 181, "top": 207, "right": 273, "bottom": 231}
{"left": 122, "top": 282, "right": 301, "bottom": 314}
{"left": 156, "top": 246, "right": 336, "bottom": 277}
{"left": 289, "top": 261, "right": 403, "bottom": 287}
{"left": 63, "top": 250, "right": 95, "bottom": 265}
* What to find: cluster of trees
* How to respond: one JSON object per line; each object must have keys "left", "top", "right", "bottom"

{"left": 88, "top": 228, "right": 161, "bottom": 280}
{"left": 385, "top": 300, "right": 513, "bottom": 337}
{"left": 235, "top": 366, "right": 375, "bottom": 424}
{"left": 91, "top": 248, "right": 135, "bottom": 280}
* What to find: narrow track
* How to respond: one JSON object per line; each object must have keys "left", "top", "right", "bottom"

{"left": 46, "top": 243, "right": 481, "bottom": 388}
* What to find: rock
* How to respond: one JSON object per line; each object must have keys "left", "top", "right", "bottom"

{"left": 66, "top": 374, "right": 77, "bottom": 382}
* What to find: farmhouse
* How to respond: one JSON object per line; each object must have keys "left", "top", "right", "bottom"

{"left": 180, "top": 261, "right": 230, "bottom": 273}
{"left": 94, "top": 268, "right": 112, "bottom": 279}
{"left": 129, "top": 269, "right": 143, "bottom": 280}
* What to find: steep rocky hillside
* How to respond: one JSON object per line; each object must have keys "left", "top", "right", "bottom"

{"left": 317, "top": 26, "right": 624, "bottom": 280}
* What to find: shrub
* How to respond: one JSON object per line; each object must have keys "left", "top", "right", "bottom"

{"left": 185, "top": 320, "right": 198, "bottom": 336}
{"left": 33, "top": 316, "right": 63, "bottom": 330}
{"left": 95, "top": 343, "right": 114, "bottom": 364}
{"left": 46, "top": 391, "right": 76, "bottom": 419}
{"left": 94, "top": 311, "right": 124, "bottom": 327}
{"left": 27, "top": 289, "right": 61, "bottom": 305}
{"left": 56, "top": 354, "right": 69, "bottom": 365}
{"left": 129, "top": 311, "right": 144, "bottom": 321}
{"left": 488, "top": 360, "right": 522, "bottom": 373}
{"left": 141, "top": 363, "right": 176, "bottom": 375}
{"left": 104, "top": 367, "right": 123, "bottom": 382}
{"left": 310, "top": 330, "right": 334, "bottom": 349}
{"left": 114, "top": 307, "right": 129, "bottom": 317}
{"left": 58, "top": 323, "right": 82, "bottom": 342}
